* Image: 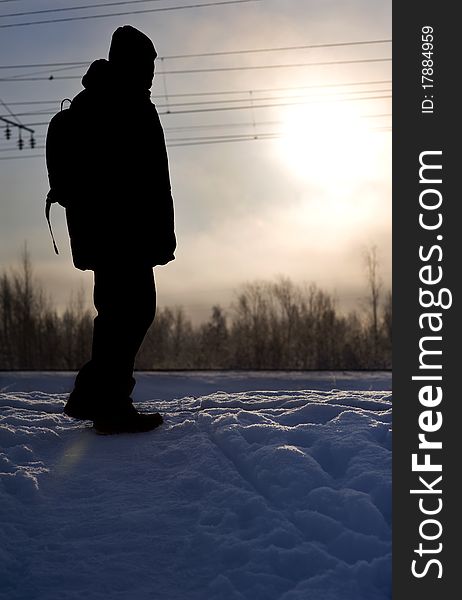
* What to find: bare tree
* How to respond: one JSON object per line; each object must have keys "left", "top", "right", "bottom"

{"left": 0, "top": 249, "right": 392, "bottom": 370}
{"left": 363, "top": 245, "right": 382, "bottom": 363}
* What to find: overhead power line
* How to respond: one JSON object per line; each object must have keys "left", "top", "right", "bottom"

{"left": 0, "top": 118, "right": 394, "bottom": 151}
{"left": 0, "top": 96, "right": 23, "bottom": 125}
{"left": 0, "top": 115, "right": 33, "bottom": 133}
{"left": 157, "top": 39, "right": 391, "bottom": 60}
{"left": 1, "top": 80, "right": 392, "bottom": 106}
{"left": 0, "top": 124, "right": 392, "bottom": 160}
{"left": 0, "top": 0, "right": 169, "bottom": 19}
{"left": 0, "top": 57, "right": 392, "bottom": 82}
{"left": 158, "top": 79, "right": 391, "bottom": 96}
{"left": 0, "top": 39, "right": 392, "bottom": 69}
{"left": 17, "top": 110, "right": 392, "bottom": 129}
{"left": 155, "top": 95, "right": 391, "bottom": 116}
{"left": 6, "top": 90, "right": 392, "bottom": 118}
{"left": 158, "top": 57, "right": 392, "bottom": 75}
{"left": 170, "top": 109, "right": 392, "bottom": 122}
{"left": 156, "top": 57, "right": 392, "bottom": 75}
{"left": 0, "top": 0, "right": 261, "bottom": 28}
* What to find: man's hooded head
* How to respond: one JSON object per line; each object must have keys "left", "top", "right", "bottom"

{"left": 108, "top": 26, "right": 157, "bottom": 90}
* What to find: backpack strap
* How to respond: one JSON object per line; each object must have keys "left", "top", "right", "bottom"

{"left": 45, "top": 99, "right": 72, "bottom": 256}
{"left": 45, "top": 191, "right": 59, "bottom": 255}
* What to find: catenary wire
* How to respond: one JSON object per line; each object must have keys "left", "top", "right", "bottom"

{"left": 5, "top": 89, "right": 392, "bottom": 118}
{"left": 0, "top": 116, "right": 393, "bottom": 146}
{"left": 0, "top": 57, "right": 392, "bottom": 82}
{"left": 0, "top": 125, "right": 392, "bottom": 159}
{"left": 1, "top": 80, "right": 392, "bottom": 106}
{"left": 0, "top": 39, "right": 392, "bottom": 69}
{"left": 0, "top": 97, "right": 23, "bottom": 125}
{"left": 0, "top": 0, "right": 178, "bottom": 19}
{"left": 6, "top": 110, "right": 392, "bottom": 129}
{"left": 154, "top": 96, "right": 391, "bottom": 116}
{"left": 0, "top": 0, "right": 262, "bottom": 28}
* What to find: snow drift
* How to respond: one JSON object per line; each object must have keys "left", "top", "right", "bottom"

{"left": 0, "top": 375, "right": 391, "bottom": 600}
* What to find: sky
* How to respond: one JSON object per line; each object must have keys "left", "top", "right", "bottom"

{"left": 0, "top": 0, "right": 391, "bottom": 323}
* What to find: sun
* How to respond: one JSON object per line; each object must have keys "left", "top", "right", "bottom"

{"left": 276, "top": 101, "right": 383, "bottom": 189}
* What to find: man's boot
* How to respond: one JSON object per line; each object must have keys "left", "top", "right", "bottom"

{"left": 92, "top": 397, "right": 163, "bottom": 434}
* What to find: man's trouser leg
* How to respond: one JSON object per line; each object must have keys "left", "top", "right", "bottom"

{"left": 72, "top": 265, "right": 156, "bottom": 407}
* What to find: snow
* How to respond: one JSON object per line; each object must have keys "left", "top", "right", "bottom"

{"left": 0, "top": 372, "right": 391, "bottom": 600}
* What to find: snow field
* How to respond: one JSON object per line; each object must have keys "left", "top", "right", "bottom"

{"left": 0, "top": 385, "right": 391, "bottom": 600}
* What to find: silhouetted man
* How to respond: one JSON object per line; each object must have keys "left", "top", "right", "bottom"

{"left": 46, "top": 26, "right": 176, "bottom": 433}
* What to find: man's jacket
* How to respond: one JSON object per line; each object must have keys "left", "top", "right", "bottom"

{"left": 46, "top": 58, "right": 176, "bottom": 271}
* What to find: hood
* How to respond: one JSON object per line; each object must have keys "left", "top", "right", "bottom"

{"left": 81, "top": 59, "right": 113, "bottom": 92}
{"left": 77, "top": 57, "right": 151, "bottom": 104}
{"left": 108, "top": 26, "right": 156, "bottom": 92}
{"left": 108, "top": 25, "right": 157, "bottom": 65}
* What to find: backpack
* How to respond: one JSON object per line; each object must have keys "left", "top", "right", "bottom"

{"left": 45, "top": 99, "right": 74, "bottom": 255}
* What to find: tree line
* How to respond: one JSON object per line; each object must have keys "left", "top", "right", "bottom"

{"left": 0, "top": 250, "right": 391, "bottom": 370}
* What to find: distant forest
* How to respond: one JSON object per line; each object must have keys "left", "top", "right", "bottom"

{"left": 0, "top": 250, "right": 391, "bottom": 370}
